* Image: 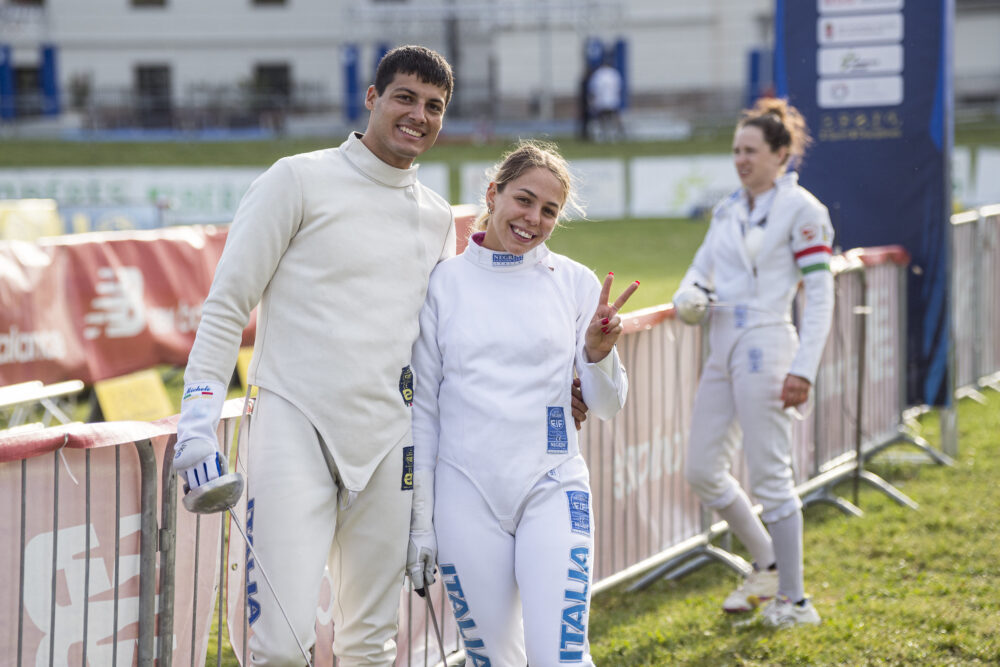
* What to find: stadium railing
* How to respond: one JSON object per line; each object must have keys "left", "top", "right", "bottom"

{"left": 0, "top": 243, "right": 967, "bottom": 666}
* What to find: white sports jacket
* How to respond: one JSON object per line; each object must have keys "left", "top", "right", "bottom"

{"left": 411, "top": 235, "right": 628, "bottom": 522}
{"left": 676, "top": 172, "right": 835, "bottom": 383}
{"left": 185, "top": 133, "right": 455, "bottom": 491}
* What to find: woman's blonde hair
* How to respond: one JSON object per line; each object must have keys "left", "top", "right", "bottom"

{"left": 473, "top": 139, "right": 582, "bottom": 233}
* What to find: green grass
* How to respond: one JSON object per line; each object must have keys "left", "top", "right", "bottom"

{"left": 547, "top": 217, "right": 708, "bottom": 311}
{"left": 1, "top": 117, "right": 996, "bottom": 169}
{"left": 196, "top": 390, "right": 1000, "bottom": 666}
{"left": 0, "top": 135, "right": 737, "bottom": 169}
{"left": 589, "top": 393, "right": 1000, "bottom": 666}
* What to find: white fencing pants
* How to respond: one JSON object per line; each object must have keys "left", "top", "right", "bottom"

{"left": 435, "top": 455, "right": 596, "bottom": 667}
{"left": 246, "top": 388, "right": 410, "bottom": 666}
{"left": 684, "top": 323, "right": 802, "bottom": 524}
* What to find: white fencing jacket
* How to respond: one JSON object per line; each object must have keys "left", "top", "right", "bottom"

{"left": 412, "top": 235, "right": 628, "bottom": 522}
{"left": 677, "top": 172, "right": 835, "bottom": 383}
{"left": 185, "top": 133, "right": 455, "bottom": 491}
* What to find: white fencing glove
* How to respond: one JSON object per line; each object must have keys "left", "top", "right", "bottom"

{"left": 407, "top": 469, "right": 437, "bottom": 596}
{"left": 673, "top": 283, "right": 713, "bottom": 325}
{"left": 172, "top": 379, "right": 227, "bottom": 493}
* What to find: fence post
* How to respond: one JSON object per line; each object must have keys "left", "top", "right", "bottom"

{"left": 897, "top": 260, "right": 909, "bottom": 422}
{"left": 853, "top": 270, "right": 869, "bottom": 506}
{"left": 158, "top": 437, "right": 179, "bottom": 666}
{"left": 973, "top": 212, "right": 985, "bottom": 383}
{"left": 940, "top": 407, "right": 958, "bottom": 459}
{"left": 942, "top": 218, "right": 960, "bottom": 458}
{"left": 135, "top": 439, "right": 159, "bottom": 666}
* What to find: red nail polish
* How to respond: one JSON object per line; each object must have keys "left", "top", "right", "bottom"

{"left": 635, "top": 280, "right": 640, "bottom": 285}
{"left": 608, "top": 272, "right": 614, "bottom": 276}
{"left": 602, "top": 318, "right": 609, "bottom": 325}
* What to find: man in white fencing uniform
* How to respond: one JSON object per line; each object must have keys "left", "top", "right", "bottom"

{"left": 171, "top": 46, "right": 457, "bottom": 665}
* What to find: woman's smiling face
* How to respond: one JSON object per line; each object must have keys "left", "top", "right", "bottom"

{"left": 481, "top": 166, "right": 566, "bottom": 255}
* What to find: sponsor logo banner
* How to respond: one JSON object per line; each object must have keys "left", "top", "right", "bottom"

{"left": 777, "top": 0, "right": 952, "bottom": 404}
{"left": 0, "top": 226, "right": 254, "bottom": 385}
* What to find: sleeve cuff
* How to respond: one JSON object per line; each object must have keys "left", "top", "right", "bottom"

{"left": 587, "top": 347, "right": 618, "bottom": 379}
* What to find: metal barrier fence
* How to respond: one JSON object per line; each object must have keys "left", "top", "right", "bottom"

{"left": 951, "top": 205, "right": 1000, "bottom": 397}
{"left": 0, "top": 418, "right": 221, "bottom": 667}
{"left": 590, "top": 247, "right": 931, "bottom": 597}
{"left": 1, "top": 244, "right": 960, "bottom": 666}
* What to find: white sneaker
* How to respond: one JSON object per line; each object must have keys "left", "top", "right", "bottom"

{"left": 761, "top": 595, "right": 821, "bottom": 627}
{"left": 722, "top": 568, "right": 778, "bottom": 613}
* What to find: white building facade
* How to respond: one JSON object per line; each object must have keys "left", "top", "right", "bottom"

{"left": 0, "top": 0, "right": 996, "bottom": 132}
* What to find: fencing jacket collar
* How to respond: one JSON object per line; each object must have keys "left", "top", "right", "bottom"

{"left": 342, "top": 131, "right": 419, "bottom": 188}
{"left": 465, "top": 231, "right": 553, "bottom": 271}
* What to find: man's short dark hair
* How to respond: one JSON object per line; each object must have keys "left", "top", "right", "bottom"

{"left": 373, "top": 45, "right": 454, "bottom": 105}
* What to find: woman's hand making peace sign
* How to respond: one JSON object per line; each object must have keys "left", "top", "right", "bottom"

{"left": 585, "top": 272, "right": 639, "bottom": 363}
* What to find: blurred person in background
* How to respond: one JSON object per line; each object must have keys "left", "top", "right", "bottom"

{"left": 407, "top": 140, "right": 637, "bottom": 665}
{"left": 587, "top": 59, "right": 624, "bottom": 142}
{"left": 672, "top": 97, "right": 834, "bottom": 628}
{"left": 171, "top": 45, "right": 457, "bottom": 666}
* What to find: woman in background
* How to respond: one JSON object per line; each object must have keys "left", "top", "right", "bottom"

{"left": 673, "top": 97, "right": 835, "bottom": 627}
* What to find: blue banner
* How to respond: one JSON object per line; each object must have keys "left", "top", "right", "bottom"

{"left": 40, "top": 44, "right": 60, "bottom": 116}
{"left": 0, "top": 45, "right": 13, "bottom": 121}
{"left": 746, "top": 48, "right": 774, "bottom": 109}
{"left": 614, "top": 37, "right": 629, "bottom": 110}
{"left": 343, "top": 44, "right": 361, "bottom": 123}
{"left": 374, "top": 42, "right": 391, "bottom": 81}
{"left": 775, "top": 0, "right": 954, "bottom": 406}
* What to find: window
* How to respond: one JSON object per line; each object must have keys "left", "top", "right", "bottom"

{"left": 253, "top": 63, "right": 291, "bottom": 110}
{"left": 9, "top": 0, "right": 45, "bottom": 6}
{"left": 135, "top": 64, "right": 172, "bottom": 127}
{"left": 13, "top": 66, "right": 43, "bottom": 116}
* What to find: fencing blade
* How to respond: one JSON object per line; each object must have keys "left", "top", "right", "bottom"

{"left": 228, "top": 507, "right": 313, "bottom": 667}
{"left": 221, "top": 384, "right": 312, "bottom": 665}
{"left": 424, "top": 589, "right": 448, "bottom": 666}
{"left": 708, "top": 301, "right": 774, "bottom": 315}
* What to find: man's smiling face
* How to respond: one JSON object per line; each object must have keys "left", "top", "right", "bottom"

{"left": 361, "top": 72, "right": 448, "bottom": 169}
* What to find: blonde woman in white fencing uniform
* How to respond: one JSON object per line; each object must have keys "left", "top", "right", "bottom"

{"left": 409, "top": 140, "right": 637, "bottom": 665}
{"left": 673, "top": 98, "right": 835, "bottom": 628}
